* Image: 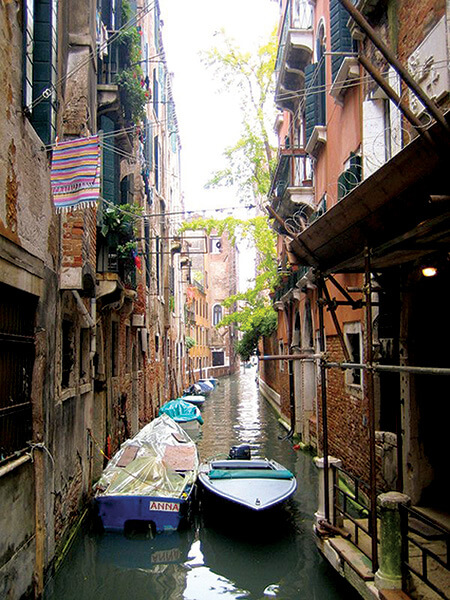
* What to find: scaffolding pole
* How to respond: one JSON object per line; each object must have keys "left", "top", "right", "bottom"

{"left": 317, "top": 277, "right": 330, "bottom": 523}
{"left": 365, "top": 248, "right": 379, "bottom": 572}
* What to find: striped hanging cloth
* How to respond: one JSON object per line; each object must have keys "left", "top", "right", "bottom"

{"left": 51, "top": 135, "right": 101, "bottom": 212}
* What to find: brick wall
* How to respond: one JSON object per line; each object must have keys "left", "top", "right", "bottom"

{"left": 259, "top": 333, "right": 291, "bottom": 422}
{"left": 316, "top": 335, "right": 371, "bottom": 481}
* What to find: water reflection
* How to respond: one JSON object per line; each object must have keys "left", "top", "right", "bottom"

{"left": 44, "top": 367, "right": 360, "bottom": 600}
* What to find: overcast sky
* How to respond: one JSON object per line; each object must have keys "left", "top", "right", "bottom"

{"left": 160, "top": 0, "right": 279, "bottom": 213}
{"left": 159, "top": 0, "right": 279, "bottom": 290}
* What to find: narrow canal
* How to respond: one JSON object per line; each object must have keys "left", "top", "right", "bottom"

{"left": 44, "top": 368, "right": 360, "bottom": 600}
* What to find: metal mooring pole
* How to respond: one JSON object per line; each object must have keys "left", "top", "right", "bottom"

{"left": 365, "top": 248, "right": 378, "bottom": 572}
{"left": 317, "top": 276, "right": 330, "bottom": 523}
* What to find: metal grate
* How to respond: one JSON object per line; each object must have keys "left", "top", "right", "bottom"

{"left": 0, "top": 283, "right": 37, "bottom": 462}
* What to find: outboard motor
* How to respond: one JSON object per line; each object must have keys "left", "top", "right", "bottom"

{"left": 229, "top": 444, "right": 251, "bottom": 460}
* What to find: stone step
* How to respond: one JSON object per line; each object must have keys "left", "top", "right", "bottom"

{"left": 379, "top": 589, "right": 413, "bottom": 600}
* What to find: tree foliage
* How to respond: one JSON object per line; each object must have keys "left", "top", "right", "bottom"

{"left": 180, "top": 30, "right": 280, "bottom": 360}
{"left": 180, "top": 216, "right": 278, "bottom": 360}
{"left": 201, "top": 29, "right": 278, "bottom": 203}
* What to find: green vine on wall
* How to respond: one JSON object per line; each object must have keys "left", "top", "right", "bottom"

{"left": 115, "top": 0, "right": 148, "bottom": 123}
{"left": 101, "top": 202, "right": 143, "bottom": 257}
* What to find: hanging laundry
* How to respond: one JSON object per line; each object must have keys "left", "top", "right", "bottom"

{"left": 51, "top": 135, "right": 101, "bottom": 212}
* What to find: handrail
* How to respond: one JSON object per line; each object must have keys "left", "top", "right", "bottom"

{"left": 400, "top": 504, "right": 450, "bottom": 600}
{"left": 332, "top": 464, "right": 376, "bottom": 562}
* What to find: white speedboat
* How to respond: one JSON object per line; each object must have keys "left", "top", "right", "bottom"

{"left": 198, "top": 445, "right": 296, "bottom": 512}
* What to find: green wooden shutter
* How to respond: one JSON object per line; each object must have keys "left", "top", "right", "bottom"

{"left": 159, "top": 63, "right": 166, "bottom": 105}
{"left": 330, "top": 0, "right": 353, "bottom": 81}
{"left": 101, "top": 115, "right": 120, "bottom": 204}
{"left": 304, "top": 63, "right": 318, "bottom": 146}
{"left": 153, "top": 68, "right": 159, "bottom": 117}
{"left": 154, "top": 135, "right": 160, "bottom": 192}
{"left": 144, "top": 118, "right": 153, "bottom": 170}
{"left": 23, "top": 0, "right": 34, "bottom": 110}
{"left": 154, "top": 4, "right": 160, "bottom": 52}
{"left": 26, "top": 0, "right": 57, "bottom": 145}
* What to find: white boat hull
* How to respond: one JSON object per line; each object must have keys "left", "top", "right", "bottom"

{"left": 198, "top": 458, "right": 296, "bottom": 512}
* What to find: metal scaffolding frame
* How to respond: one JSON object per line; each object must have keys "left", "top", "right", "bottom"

{"left": 261, "top": 247, "right": 450, "bottom": 571}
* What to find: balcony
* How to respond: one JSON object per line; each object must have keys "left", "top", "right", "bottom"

{"left": 97, "top": 36, "right": 121, "bottom": 114}
{"left": 274, "top": 266, "right": 311, "bottom": 302}
{"left": 275, "top": 0, "right": 314, "bottom": 112}
{"left": 269, "top": 148, "right": 315, "bottom": 235}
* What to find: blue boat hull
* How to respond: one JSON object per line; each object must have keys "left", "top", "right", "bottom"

{"left": 95, "top": 490, "right": 193, "bottom": 533}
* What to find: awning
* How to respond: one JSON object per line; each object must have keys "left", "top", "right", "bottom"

{"left": 287, "top": 121, "right": 450, "bottom": 273}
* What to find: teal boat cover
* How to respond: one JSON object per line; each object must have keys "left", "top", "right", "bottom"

{"left": 159, "top": 399, "right": 204, "bottom": 424}
{"left": 208, "top": 468, "right": 294, "bottom": 480}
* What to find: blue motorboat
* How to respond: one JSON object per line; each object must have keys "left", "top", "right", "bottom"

{"left": 181, "top": 393, "right": 205, "bottom": 407}
{"left": 195, "top": 380, "right": 214, "bottom": 395}
{"left": 198, "top": 377, "right": 218, "bottom": 389}
{"left": 198, "top": 445, "right": 297, "bottom": 513}
{"left": 94, "top": 414, "right": 199, "bottom": 533}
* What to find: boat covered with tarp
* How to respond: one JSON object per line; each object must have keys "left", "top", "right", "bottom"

{"left": 94, "top": 414, "right": 199, "bottom": 533}
{"left": 159, "top": 398, "right": 204, "bottom": 424}
{"left": 159, "top": 398, "right": 204, "bottom": 439}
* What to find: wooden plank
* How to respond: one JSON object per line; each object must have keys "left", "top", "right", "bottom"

{"left": 329, "top": 538, "right": 374, "bottom": 581}
{"left": 117, "top": 445, "right": 139, "bottom": 467}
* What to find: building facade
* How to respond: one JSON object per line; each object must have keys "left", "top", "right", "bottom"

{"left": 183, "top": 226, "right": 239, "bottom": 381}
{"left": 263, "top": 0, "right": 450, "bottom": 597}
{"left": 0, "top": 0, "right": 187, "bottom": 598}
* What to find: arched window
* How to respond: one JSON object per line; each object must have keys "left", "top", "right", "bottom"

{"left": 212, "top": 304, "right": 223, "bottom": 326}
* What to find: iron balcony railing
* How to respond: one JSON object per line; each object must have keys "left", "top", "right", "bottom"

{"left": 98, "top": 37, "right": 120, "bottom": 85}
{"left": 274, "top": 267, "right": 310, "bottom": 301}
{"left": 275, "top": 0, "right": 314, "bottom": 72}
{"left": 269, "top": 148, "right": 313, "bottom": 200}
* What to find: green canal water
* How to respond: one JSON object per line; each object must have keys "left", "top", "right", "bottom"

{"left": 44, "top": 368, "right": 360, "bottom": 600}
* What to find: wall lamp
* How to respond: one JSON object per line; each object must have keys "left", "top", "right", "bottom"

{"left": 422, "top": 266, "right": 437, "bottom": 277}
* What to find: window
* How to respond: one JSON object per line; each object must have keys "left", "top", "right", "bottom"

{"left": 79, "top": 328, "right": 90, "bottom": 381}
{"left": 212, "top": 304, "right": 223, "bottom": 326}
{"left": 100, "top": 116, "right": 120, "bottom": 214}
{"left": 155, "top": 235, "right": 162, "bottom": 295}
{"left": 62, "top": 319, "right": 75, "bottom": 388}
{"left": 279, "top": 341, "right": 285, "bottom": 372}
{"left": 344, "top": 322, "right": 363, "bottom": 387}
{"left": 120, "top": 174, "right": 134, "bottom": 205}
{"left": 337, "top": 153, "right": 362, "bottom": 200}
{"left": 23, "top": 0, "right": 58, "bottom": 144}
{"left": 111, "top": 320, "right": 119, "bottom": 377}
{"left": 212, "top": 350, "right": 225, "bottom": 367}
{"left": 0, "top": 283, "right": 36, "bottom": 459}
{"left": 154, "top": 135, "right": 160, "bottom": 191}
{"left": 210, "top": 237, "right": 222, "bottom": 254}
{"left": 153, "top": 68, "right": 159, "bottom": 117}
{"left": 304, "top": 25, "right": 326, "bottom": 149}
